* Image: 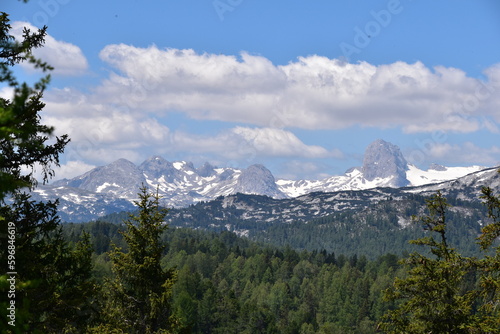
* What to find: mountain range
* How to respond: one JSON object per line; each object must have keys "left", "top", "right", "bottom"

{"left": 97, "top": 166, "right": 500, "bottom": 257}
{"left": 31, "top": 139, "right": 492, "bottom": 222}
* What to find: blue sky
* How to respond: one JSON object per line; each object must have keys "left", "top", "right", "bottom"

{"left": 2, "top": 0, "right": 500, "bottom": 180}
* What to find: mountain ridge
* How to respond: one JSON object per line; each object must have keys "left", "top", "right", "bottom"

{"left": 35, "top": 140, "right": 491, "bottom": 222}
{"left": 90, "top": 168, "right": 500, "bottom": 258}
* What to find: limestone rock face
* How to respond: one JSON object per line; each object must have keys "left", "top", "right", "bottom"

{"left": 362, "top": 139, "right": 409, "bottom": 187}
{"left": 140, "top": 156, "right": 182, "bottom": 182}
{"left": 197, "top": 162, "right": 217, "bottom": 177}
{"left": 234, "top": 164, "right": 287, "bottom": 198}
{"left": 54, "top": 158, "right": 146, "bottom": 197}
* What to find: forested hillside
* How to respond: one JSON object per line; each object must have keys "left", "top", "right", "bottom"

{"left": 60, "top": 187, "right": 500, "bottom": 333}
{"left": 96, "top": 192, "right": 489, "bottom": 258}
{"left": 251, "top": 196, "right": 487, "bottom": 257}
{"left": 54, "top": 186, "right": 499, "bottom": 333}
{"left": 63, "top": 220, "right": 402, "bottom": 333}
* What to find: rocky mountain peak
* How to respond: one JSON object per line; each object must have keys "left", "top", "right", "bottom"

{"left": 428, "top": 163, "right": 447, "bottom": 171}
{"left": 71, "top": 158, "right": 145, "bottom": 194}
{"left": 197, "top": 162, "right": 217, "bottom": 177}
{"left": 234, "top": 164, "right": 286, "bottom": 198}
{"left": 140, "top": 155, "right": 171, "bottom": 171}
{"left": 139, "top": 156, "right": 180, "bottom": 182}
{"left": 362, "top": 139, "right": 409, "bottom": 187}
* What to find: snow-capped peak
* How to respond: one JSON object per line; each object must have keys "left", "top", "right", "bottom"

{"left": 39, "top": 140, "right": 494, "bottom": 222}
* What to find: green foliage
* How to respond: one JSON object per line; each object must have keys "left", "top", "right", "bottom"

{"left": 474, "top": 184, "right": 500, "bottom": 332}
{"left": 57, "top": 190, "right": 500, "bottom": 333}
{"left": 479, "top": 185, "right": 500, "bottom": 250}
{"left": 0, "top": 11, "right": 69, "bottom": 199}
{"left": 99, "top": 187, "right": 178, "bottom": 333}
{"left": 165, "top": 235, "right": 401, "bottom": 333}
{"left": 0, "top": 193, "right": 97, "bottom": 333}
{"left": 63, "top": 220, "right": 126, "bottom": 255}
{"left": 62, "top": 219, "right": 403, "bottom": 333}
{"left": 380, "top": 190, "right": 500, "bottom": 333}
{"left": 0, "top": 10, "right": 95, "bottom": 333}
{"left": 379, "top": 192, "right": 476, "bottom": 333}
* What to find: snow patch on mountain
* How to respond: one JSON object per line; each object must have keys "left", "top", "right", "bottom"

{"left": 38, "top": 139, "right": 494, "bottom": 222}
{"left": 277, "top": 164, "right": 487, "bottom": 198}
{"left": 276, "top": 168, "right": 397, "bottom": 197}
{"left": 405, "top": 166, "right": 500, "bottom": 201}
{"left": 406, "top": 164, "right": 484, "bottom": 186}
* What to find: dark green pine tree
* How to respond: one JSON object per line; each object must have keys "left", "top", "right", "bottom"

{"left": 0, "top": 193, "right": 97, "bottom": 333}
{"left": 99, "top": 187, "right": 178, "bottom": 333}
{"left": 474, "top": 184, "right": 500, "bottom": 332}
{"left": 379, "top": 191, "right": 476, "bottom": 333}
{"left": 0, "top": 12, "right": 69, "bottom": 200}
{"left": 1, "top": 9, "right": 96, "bottom": 333}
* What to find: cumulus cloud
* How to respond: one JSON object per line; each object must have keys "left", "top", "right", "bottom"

{"left": 40, "top": 88, "right": 171, "bottom": 165}
{"left": 406, "top": 142, "right": 500, "bottom": 167}
{"left": 11, "top": 21, "right": 88, "bottom": 76}
{"left": 52, "top": 160, "right": 96, "bottom": 181}
{"left": 30, "top": 42, "right": 500, "bottom": 176}
{"left": 41, "top": 83, "right": 335, "bottom": 168}
{"left": 169, "top": 127, "right": 337, "bottom": 162}
{"left": 231, "top": 127, "right": 341, "bottom": 158}
{"left": 92, "top": 45, "right": 500, "bottom": 133}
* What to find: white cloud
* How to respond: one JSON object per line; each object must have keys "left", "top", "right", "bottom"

{"left": 169, "top": 126, "right": 338, "bottom": 160}
{"left": 11, "top": 21, "right": 88, "bottom": 76}
{"left": 408, "top": 142, "right": 500, "bottom": 167}
{"left": 28, "top": 43, "right": 500, "bottom": 176}
{"left": 40, "top": 88, "right": 171, "bottom": 165}
{"left": 52, "top": 160, "right": 96, "bottom": 181}
{"left": 92, "top": 45, "right": 500, "bottom": 133}
{"left": 230, "top": 127, "right": 341, "bottom": 158}
{"left": 99, "top": 45, "right": 285, "bottom": 95}
{"left": 0, "top": 86, "right": 14, "bottom": 100}
{"left": 41, "top": 84, "right": 337, "bottom": 168}
{"left": 44, "top": 88, "right": 170, "bottom": 142}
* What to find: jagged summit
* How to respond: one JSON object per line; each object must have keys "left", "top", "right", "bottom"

{"left": 197, "top": 162, "right": 217, "bottom": 177}
{"left": 36, "top": 140, "right": 489, "bottom": 221}
{"left": 139, "top": 156, "right": 180, "bottom": 182}
{"left": 50, "top": 158, "right": 283, "bottom": 208}
{"left": 362, "top": 139, "right": 409, "bottom": 187}
{"left": 139, "top": 156, "right": 170, "bottom": 173}
{"left": 277, "top": 139, "right": 484, "bottom": 196}
{"left": 53, "top": 158, "right": 146, "bottom": 197}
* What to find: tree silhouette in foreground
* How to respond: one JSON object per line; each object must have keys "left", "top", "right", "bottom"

{"left": 475, "top": 184, "right": 500, "bottom": 332}
{"left": 1, "top": 10, "right": 95, "bottom": 334}
{"left": 96, "top": 187, "right": 178, "bottom": 333}
{"left": 380, "top": 189, "right": 500, "bottom": 333}
{"left": 0, "top": 12, "right": 69, "bottom": 200}
{"left": 379, "top": 191, "right": 476, "bottom": 333}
